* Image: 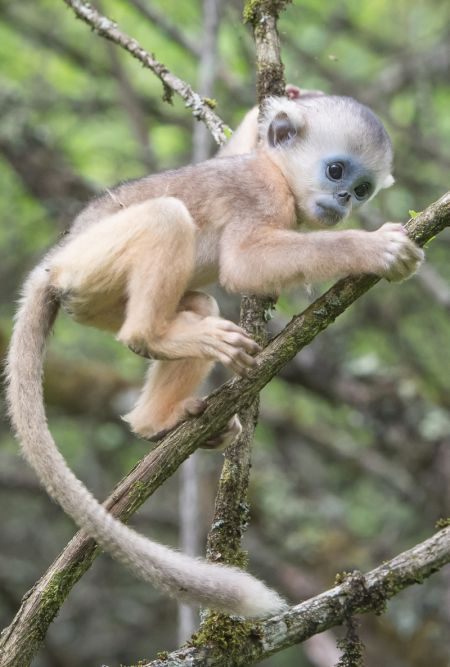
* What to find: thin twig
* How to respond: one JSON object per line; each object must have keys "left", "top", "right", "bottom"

{"left": 62, "top": 0, "right": 230, "bottom": 145}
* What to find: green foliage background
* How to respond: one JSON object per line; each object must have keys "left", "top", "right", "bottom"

{"left": 0, "top": 1, "right": 449, "bottom": 666}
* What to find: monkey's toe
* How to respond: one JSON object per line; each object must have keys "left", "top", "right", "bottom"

{"left": 127, "top": 342, "right": 152, "bottom": 358}
{"left": 182, "top": 397, "right": 208, "bottom": 417}
{"left": 202, "top": 415, "right": 242, "bottom": 451}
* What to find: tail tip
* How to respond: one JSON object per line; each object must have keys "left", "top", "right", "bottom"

{"left": 236, "top": 585, "right": 288, "bottom": 618}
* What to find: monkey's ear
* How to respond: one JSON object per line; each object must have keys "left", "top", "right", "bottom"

{"left": 381, "top": 174, "right": 395, "bottom": 189}
{"left": 268, "top": 112, "right": 299, "bottom": 147}
{"left": 285, "top": 84, "right": 301, "bottom": 100}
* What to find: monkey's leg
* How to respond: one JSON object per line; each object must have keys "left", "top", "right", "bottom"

{"left": 125, "top": 292, "right": 215, "bottom": 436}
{"left": 115, "top": 199, "right": 260, "bottom": 373}
{"left": 124, "top": 291, "right": 242, "bottom": 447}
{"left": 52, "top": 197, "right": 259, "bottom": 372}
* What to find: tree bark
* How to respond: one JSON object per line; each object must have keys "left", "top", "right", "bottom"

{"left": 198, "top": 0, "right": 289, "bottom": 644}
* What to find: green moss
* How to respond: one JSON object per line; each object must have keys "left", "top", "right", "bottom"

{"left": 190, "top": 613, "right": 261, "bottom": 665}
{"left": 336, "top": 617, "right": 365, "bottom": 667}
{"left": 203, "top": 97, "right": 217, "bottom": 108}
{"left": 334, "top": 570, "right": 386, "bottom": 616}
{"left": 335, "top": 571, "right": 352, "bottom": 585}
{"left": 243, "top": 0, "right": 291, "bottom": 24}
{"left": 30, "top": 560, "right": 96, "bottom": 644}
{"left": 161, "top": 83, "right": 173, "bottom": 105}
{"left": 436, "top": 517, "right": 450, "bottom": 529}
{"left": 257, "top": 64, "right": 285, "bottom": 98}
{"left": 126, "top": 480, "right": 149, "bottom": 518}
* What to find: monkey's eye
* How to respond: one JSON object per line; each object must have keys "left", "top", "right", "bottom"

{"left": 354, "top": 182, "right": 372, "bottom": 199}
{"left": 326, "top": 162, "right": 344, "bottom": 180}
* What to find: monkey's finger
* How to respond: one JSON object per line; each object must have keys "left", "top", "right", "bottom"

{"left": 216, "top": 348, "right": 254, "bottom": 376}
{"left": 220, "top": 343, "right": 258, "bottom": 371}
{"left": 213, "top": 351, "right": 247, "bottom": 376}
{"left": 385, "top": 255, "right": 421, "bottom": 281}
{"left": 406, "top": 243, "right": 425, "bottom": 261}
{"left": 215, "top": 320, "right": 262, "bottom": 352}
{"left": 222, "top": 332, "right": 261, "bottom": 354}
{"left": 127, "top": 341, "right": 151, "bottom": 359}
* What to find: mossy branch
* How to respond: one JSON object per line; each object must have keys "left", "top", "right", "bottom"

{"left": 142, "top": 525, "right": 450, "bottom": 666}
{"left": 201, "top": 0, "right": 290, "bottom": 642}
{"left": 1, "top": 193, "right": 448, "bottom": 667}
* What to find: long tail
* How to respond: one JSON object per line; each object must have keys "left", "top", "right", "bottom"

{"left": 6, "top": 267, "right": 286, "bottom": 617}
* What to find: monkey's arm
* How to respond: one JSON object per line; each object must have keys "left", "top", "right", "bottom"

{"left": 219, "top": 223, "right": 424, "bottom": 294}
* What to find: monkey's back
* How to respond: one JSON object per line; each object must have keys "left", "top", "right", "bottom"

{"left": 70, "top": 151, "right": 296, "bottom": 237}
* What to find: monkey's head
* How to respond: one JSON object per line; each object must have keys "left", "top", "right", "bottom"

{"left": 261, "top": 95, "right": 394, "bottom": 228}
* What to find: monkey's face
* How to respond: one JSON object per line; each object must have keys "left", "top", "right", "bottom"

{"left": 306, "top": 154, "right": 376, "bottom": 227}
{"left": 262, "top": 96, "right": 394, "bottom": 229}
{"left": 276, "top": 143, "right": 391, "bottom": 229}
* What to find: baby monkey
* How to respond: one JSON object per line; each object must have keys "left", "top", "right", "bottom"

{"left": 7, "top": 94, "right": 423, "bottom": 618}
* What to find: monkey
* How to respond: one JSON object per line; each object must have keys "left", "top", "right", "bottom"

{"left": 6, "top": 93, "right": 424, "bottom": 618}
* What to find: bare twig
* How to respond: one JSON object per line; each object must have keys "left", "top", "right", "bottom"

{"left": 62, "top": 0, "right": 230, "bottom": 145}
{"left": 127, "top": 0, "right": 245, "bottom": 96}
{"left": 128, "top": 0, "right": 200, "bottom": 57}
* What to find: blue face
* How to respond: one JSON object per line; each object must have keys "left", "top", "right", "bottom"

{"left": 314, "top": 155, "right": 375, "bottom": 225}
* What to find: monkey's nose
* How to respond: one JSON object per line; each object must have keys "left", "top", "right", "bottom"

{"left": 336, "top": 191, "right": 351, "bottom": 203}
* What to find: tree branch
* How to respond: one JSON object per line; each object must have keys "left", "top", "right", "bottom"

{"left": 142, "top": 525, "right": 450, "bottom": 666}
{"left": 61, "top": 0, "right": 230, "bottom": 145}
{"left": 128, "top": 0, "right": 201, "bottom": 58}
{"left": 201, "top": 0, "right": 290, "bottom": 637}
{"left": 1, "top": 194, "right": 448, "bottom": 667}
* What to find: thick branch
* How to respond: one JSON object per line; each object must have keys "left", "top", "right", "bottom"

{"left": 62, "top": 0, "right": 230, "bottom": 145}
{"left": 143, "top": 525, "right": 450, "bottom": 666}
{"left": 0, "top": 193, "right": 448, "bottom": 667}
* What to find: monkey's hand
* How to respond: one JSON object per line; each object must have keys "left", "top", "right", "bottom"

{"left": 368, "top": 223, "right": 424, "bottom": 282}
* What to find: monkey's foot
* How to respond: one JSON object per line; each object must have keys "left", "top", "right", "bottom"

{"left": 201, "top": 415, "right": 242, "bottom": 451}
{"left": 116, "top": 333, "right": 152, "bottom": 359}
{"left": 126, "top": 397, "right": 207, "bottom": 442}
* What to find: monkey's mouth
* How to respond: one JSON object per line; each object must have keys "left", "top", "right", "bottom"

{"left": 313, "top": 199, "right": 349, "bottom": 226}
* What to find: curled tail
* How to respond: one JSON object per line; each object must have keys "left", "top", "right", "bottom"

{"left": 6, "top": 267, "right": 286, "bottom": 617}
